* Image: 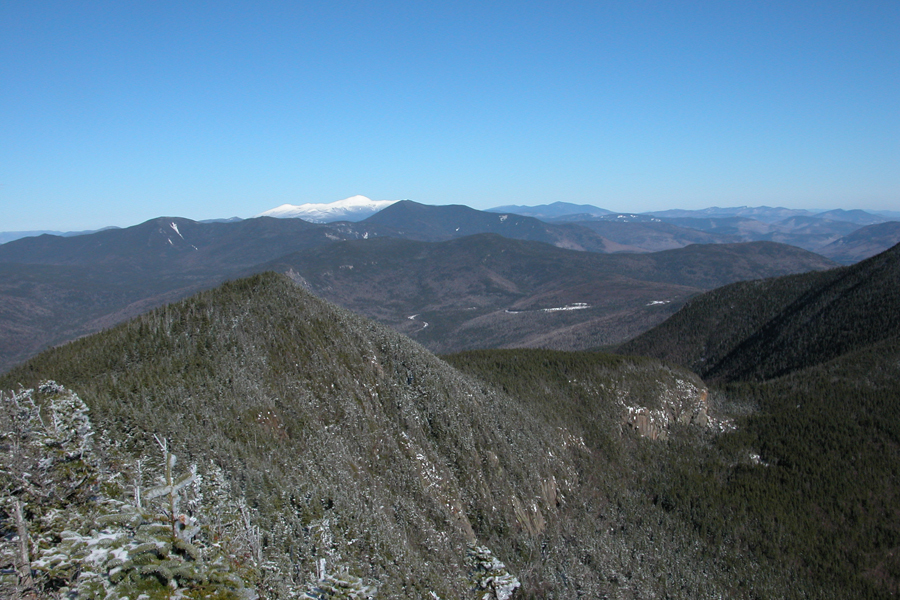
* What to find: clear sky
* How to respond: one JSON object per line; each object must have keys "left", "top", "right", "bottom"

{"left": 2, "top": 1, "right": 898, "bottom": 231}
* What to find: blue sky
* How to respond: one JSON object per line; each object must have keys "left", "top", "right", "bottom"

{"left": 2, "top": 1, "right": 898, "bottom": 231}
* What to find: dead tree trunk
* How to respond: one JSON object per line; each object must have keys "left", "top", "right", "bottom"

{"left": 14, "top": 499, "right": 36, "bottom": 599}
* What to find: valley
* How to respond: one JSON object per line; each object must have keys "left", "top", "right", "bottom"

{"left": 268, "top": 235, "right": 835, "bottom": 353}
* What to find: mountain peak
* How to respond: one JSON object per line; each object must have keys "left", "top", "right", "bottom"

{"left": 256, "top": 196, "right": 399, "bottom": 222}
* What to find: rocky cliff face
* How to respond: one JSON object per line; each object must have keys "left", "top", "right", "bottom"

{"left": 622, "top": 381, "right": 711, "bottom": 440}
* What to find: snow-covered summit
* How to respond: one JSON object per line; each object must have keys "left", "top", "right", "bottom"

{"left": 256, "top": 195, "right": 399, "bottom": 223}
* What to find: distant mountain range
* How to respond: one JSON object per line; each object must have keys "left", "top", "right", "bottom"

{"left": 485, "top": 201, "right": 614, "bottom": 219}
{"left": 3, "top": 190, "right": 900, "bottom": 599}
{"left": 0, "top": 226, "right": 122, "bottom": 244}
{"left": 816, "top": 221, "right": 900, "bottom": 264}
{"left": 643, "top": 205, "right": 894, "bottom": 224}
{"left": 5, "top": 201, "right": 899, "bottom": 261}
{"left": 360, "top": 200, "right": 629, "bottom": 252}
{"left": 265, "top": 235, "right": 834, "bottom": 354}
{"left": 1, "top": 198, "right": 897, "bottom": 374}
{"left": 0, "top": 201, "right": 838, "bottom": 373}
{"left": 249, "top": 200, "right": 900, "bottom": 262}
{"left": 549, "top": 208, "right": 899, "bottom": 261}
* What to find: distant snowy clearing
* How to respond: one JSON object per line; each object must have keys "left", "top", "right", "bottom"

{"left": 407, "top": 314, "right": 429, "bottom": 329}
{"left": 506, "top": 303, "right": 591, "bottom": 314}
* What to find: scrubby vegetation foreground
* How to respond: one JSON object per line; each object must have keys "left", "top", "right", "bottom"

{"left": 1, "top": 272, "right": 893, "bottom": 598}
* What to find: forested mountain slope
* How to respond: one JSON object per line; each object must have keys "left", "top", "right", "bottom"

{"left": 612, "top": 242, "right": 900, "bottom": 598}
{"left": 447, "top": 344, "right": 900, "bottom": 599}
{"left": 2, "top": 272, "right": 808, "bottom": 599}
{"left": 621, "top": 242, "right": 900, "bottom": 381}
{"left": 0, "top": 216, "right": 392, "bottom": 272}
{"left": 818, "top": 221, "right": 900, "bottom": 264}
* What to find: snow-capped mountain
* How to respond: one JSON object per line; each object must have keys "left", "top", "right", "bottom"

{"left": 256, "top": 195, "right": 399, "bottom": 223}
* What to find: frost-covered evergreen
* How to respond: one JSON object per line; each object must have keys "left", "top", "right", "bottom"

{"left": 1, "top": 382, "right": 99, "bottom": 598}
{"left": 1, "top": 382, "right": 259, "bottom": 599}
{"left": 303, "top": 560, "right": 377, "bottom": 600}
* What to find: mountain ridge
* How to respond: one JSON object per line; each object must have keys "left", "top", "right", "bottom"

{"left": 361, "top": 200, "right": 626, "bottom": 252}
{"left": 4, "top": 262, "right": 899, "bottom": 597}
{"left": 0, "top": 211, "right": 838, "bottom": 374}
{"left": 620, "top": 241, "right": 900, "bottom": 381}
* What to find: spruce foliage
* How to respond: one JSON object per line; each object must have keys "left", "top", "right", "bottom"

{"left": 1, "top": 383, "right": 256, "bottom": 599}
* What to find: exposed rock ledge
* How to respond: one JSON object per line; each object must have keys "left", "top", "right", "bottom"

{"left": 621, "top": 379, "right": 725, "bottom": 440}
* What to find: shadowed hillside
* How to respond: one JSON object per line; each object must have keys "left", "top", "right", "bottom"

{"left": 818, "top": 221, "right": 900, "bottom": 264}
{"left": 620, "top": 242, "right": 900, "bottom": 381}
{"left": 0, "top": 216, "right": 394, "bottom": 272}
{"left": 361, "top": 200, "right": 628, "bottom": 251}
{"left": 612, "top": 243, "right": 900, "bottom": 598}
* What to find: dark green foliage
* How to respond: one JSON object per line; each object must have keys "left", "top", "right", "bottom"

{"left": 0, "top": 272, "right": 773, "bottom": 598}
{"left": 619, "top": 242, "right": 900, "bottom": 598}
{"left": 623, "top": 241, "right": 900, "bottom": 382}
{"left": 444, "top": 348, "right": 701, "bottom": 456}
{"left": 3, "top": 273, "right": 571, "bottom": 597}
{"left": 620, "top": 267, "right": 845, "bottom": 373}
{"left": 448, "top": 340, "right": 900, "bottom": 599}
{"left": 650, "top": 339, "right": 900, "bottom": 598}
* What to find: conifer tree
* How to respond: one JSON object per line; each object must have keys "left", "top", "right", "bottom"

{"left": 1, "top": 382, "right": 260, "bottom": 599}
{"left": 1, "top": 382, "right": 98, "bottom": 599}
